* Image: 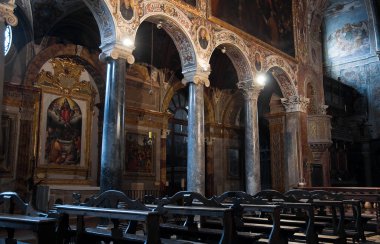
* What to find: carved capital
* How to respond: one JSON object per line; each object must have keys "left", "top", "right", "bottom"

{"left": 317, "top": 105, "right": 329, "bottom": 115}
{"left": 281, "top": 95, "right": 309, "bottom": 113}
{"left": 0, "top": 0, "right": 18, "bottom": 26}
{"left": 99, "top": 42, "right": 135, "bottom": 64}
{"left": 182, "top": 68, "right": 210, "bottom": 87}
{"left": 237, "top": 80, "right": 263, "bottom": 100}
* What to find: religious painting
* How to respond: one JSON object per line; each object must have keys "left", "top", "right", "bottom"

{"left": 210, "top": 0, "right": 294, "bottom": 56}
{"left": 120, "top": 0, "right": 134, "bottom": 21}
{"left": 323, "top": 0, "right": 370, "bottom": 61}
{"left": 0, "top": 113, "right": 17, "bottom": 177}
{"left": 254, "top": 52, "right": 262, "bottom": 71}
{"left": 198, "top": 26, "right": 209, "bottom": 49}
{"left": 39, "top": 93, "right": 88, "bottom": 167}
{"left": 125, "top": 132, "right": 154, "bottom": 175}
{"left": 181, "top": 0, "right": 196, "bottom": 7}
{"left": 227, "top": 148, "right": 239, "bottom": 178}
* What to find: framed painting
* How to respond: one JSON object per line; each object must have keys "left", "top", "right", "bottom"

{"left": 210, "top": 0, "right": 295, "bottom": 56}
{"left": 125, "top": 131, "right": 155, "bottom": 176}
{"left": 38, "top": 93, "right": 90, "bottom": 170}
{"left": 227, "top": 148, "right": 240, "bottom": 178}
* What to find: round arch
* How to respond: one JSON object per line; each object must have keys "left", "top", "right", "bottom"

{"left": 210, "top": 30, "right": 254, "bottom": 83}
{"left": 135, "top": 1, "right": 198, "bottom": 71}
{"left": 82, "top": 0, "right": 117, "bottom": 49}
{"left": 221, "top": 90, "right": 245, "bottom": 126}
{"left": 24, "top": 44, "right": 105, "bottom": 98}
{"left": 262, "top": 55, "right": 298, "bottom": 98}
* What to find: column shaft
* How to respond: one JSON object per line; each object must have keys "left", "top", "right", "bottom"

{"left": 284, "top": 112, "right": 301, "bottom": 188}
{"left": 100, "top": 58, "right": 126, "bottom": 192}
{"left": 0, "top": 20, "right": 5, "bottom": 122}
{"left": 244, "top": 97, "right": 261, "bottom": 194}
{"left": 187, "top": 82, "right": 205, "bottom": 194}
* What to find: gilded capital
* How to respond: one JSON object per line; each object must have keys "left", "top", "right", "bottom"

{"left": 0, "top": 0, "right": 18, "bottom": 26}
{"left": 182, "top": 68, "right": 210, "bottom": 87}
{"left": 99, "top": 42, "right": 135, "bottom": 64}
{"left": 237, "top": 80, "right": 263, "bottom": 100}
{"left": 280, "top": 95, "right": 309, "bottom": 113}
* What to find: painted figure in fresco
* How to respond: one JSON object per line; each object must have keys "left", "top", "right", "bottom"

{"left": 198, "top": 28, "right": 209, "bottom": 49}
{"left": 254, "top": 52, "right": 262, "bottom": 71}
{"left": 120, "top": 0, "right": 133, "bottom": 21}
{"left": 45, "top": 97, "right": 82, "bottom": 165}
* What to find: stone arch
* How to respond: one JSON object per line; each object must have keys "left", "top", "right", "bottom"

{"left": 263, "top": 55, "right": 298, "bottom": 98}
{"left": 24, "top": 44, "right": 105, "bottom": 99}
{"left": 135, "top": 1, "right": 197, "bottom": 71}
{"left": 161, "top": 81, "right": 186, "bottom": 113}
{"left": 204, "top": 93, "right": 215, "bottom": 124}
{"left": 210, "top": 30, "right": 254, "bottom": 83}
{"left": 221, "top": 91, "right": 245, "bottom": 126}
{"left": 82, "top": 0, "right": 116, "bottom": 48}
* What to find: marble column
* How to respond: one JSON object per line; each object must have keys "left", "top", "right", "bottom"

{"left": 183, "top": 71, "right": 209, "bottom": 195}
{"left": 100, "top": 57, "right": 127, "bottom": 191}
{"left": 0, "top": 1, "right": 17, "bottom": 138}
{"left": 281, "top": 96, "right": 309, "bottom": 188}
{"left": 238, "top": 80, "right": 263, "bottom": 195}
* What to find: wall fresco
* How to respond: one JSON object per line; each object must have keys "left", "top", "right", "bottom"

{"left": 323, "top": 0, "right": 370, "bottom": 61}
{"left": 211, "top": 0, "right": 294, "bottom": 56}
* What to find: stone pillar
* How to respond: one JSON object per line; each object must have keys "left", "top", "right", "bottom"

{"left": 0, "top": 1, "right": 17, "bottom": 135}
{"left": 183, "top": 70, "right": 209, "bottom": 195}
{"left": 99, "top": 46, "right": 134, "bottom": 192}
{"left": 362, "top": 142, "right": 372, "bottom": 186}
{"left": 281, "top": 95, "right": 309, "bottom": 189}
{"left": 238, "top": 80, "right": 263, "bottom": 195}
{"left": 307, "top": 111, "right": 332, "bottom": 186}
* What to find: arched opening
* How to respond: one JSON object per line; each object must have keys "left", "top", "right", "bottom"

{"left": 166, "top": 88, "right": 189, "bottom": 194}
{"left": 209, "top": 45, "right": 244, "bottom": 195}
{"left": 257, "top": 71, "right": 285, "bottom": 191}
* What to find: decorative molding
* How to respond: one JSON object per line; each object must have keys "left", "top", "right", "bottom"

{"left": 281, "top": 95, "right": 309, "bottom": 113}
{"left": 35, "top": 57, "right": 97, "bottom": 109}
{"left": 0, "top": 0, "right": 18, "bottom": 26}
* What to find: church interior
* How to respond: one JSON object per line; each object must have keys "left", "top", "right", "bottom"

{"left": 1, "top": 0, "right": 380, "bottom": 243}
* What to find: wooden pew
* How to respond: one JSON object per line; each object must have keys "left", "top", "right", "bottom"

{"left": 286, "top": 189, "right": 365, "bottom": 243}
{"left": 153, "top": 191, "right": 266, "bottom": 244}
{"left": 55, "top": 204, "right": 161, "bottom": 244}
{"left": 214, "top": 191, "right": 313, "bottom": 244}
{"left": 55, "top": 190, "right": 163, "bottom": 244}
{"left": 255, "top": 190, "right": 345, "bottom": 244}
{"left": 0, "top": 192, "right": 56, "bottom": 244}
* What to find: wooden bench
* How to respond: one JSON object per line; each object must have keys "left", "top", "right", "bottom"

{"left": 255, "top": 190, "right": 345, "bottom": 244}
{"left": 55, "top": 190, "right": 203, "bottom": 244}
{"left": 153, "top": 191, "right": 266, "bottom": 244}
{"left": 55, "top": 204, "right": 161, "bottom": 244}
{"left": 0, "top": 192, "right": 56, "bottom": 244}
{"left": 286, "top": 189, "right": 365, "bottom": 243}
{"left": 214, "top": 191, "right": 313, "bottom": 244}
